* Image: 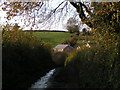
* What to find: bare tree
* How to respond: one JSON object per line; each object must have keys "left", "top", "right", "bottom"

{"left": 1, "top": 1, "right": 92, "bottom": 29}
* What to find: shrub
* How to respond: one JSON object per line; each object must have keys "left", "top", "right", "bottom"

{"left": 63, "top": 34, "right": 78, "bottom": 47}
{"left": 52, "top": 52, "right": 67, "bottom": 67}
{"left": 65, "top": 45, "right": 120, "bottom": 88}
{"left": 2, "top": 24, "right": 55, "bottom": 88}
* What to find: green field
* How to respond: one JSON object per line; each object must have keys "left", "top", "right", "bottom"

{"left": 33, "top": 32, "right": 71, "bottom": 48}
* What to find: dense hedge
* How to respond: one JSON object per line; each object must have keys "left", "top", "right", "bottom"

{"left": 65, "top": 45, "right": 120, "bottom": 88}
{"left": 2, "top": 24, "right": 55, "bottom": 88}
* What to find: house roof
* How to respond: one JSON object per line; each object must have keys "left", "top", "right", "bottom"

{"left": 54, "top": 44, "right": 70, "bottom": 50}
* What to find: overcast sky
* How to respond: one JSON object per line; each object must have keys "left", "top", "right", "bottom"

{"left": 0, "top": 0, "right": 90, "bottom": 31}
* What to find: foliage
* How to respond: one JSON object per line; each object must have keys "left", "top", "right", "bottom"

{"left": 2, "top": 24, "right": 55, "bottom": 88}
{"left": 2, "top": 2, "right": 40, "bottom": 20}
{"left": 63, "top": 34, "right": 78, "bottom": 47}
{"left": 67, "top": 25, "right": 79, "bottom": 33}
{"left": 64, "top": 2, "right": 120, "bottom": 88}
{"left": 2, "top": 1, "right": 120, "bottom": 88}
{"left": 65, "top": 45, "right": 120, "bottom": 88}
{"left": 2, "top": 2, "right": 91, "bottom": 27}
{"left": 81, "top": 28, "right": 91, "bottom": 36}
{"left": 86, "top": 2, "right": 120, "bottom": 47}
{"left": 52, "top": 52, "right": 68, "bottom": 67}
{"left": 66, "top": 18, "right": 79, "bottom": 33}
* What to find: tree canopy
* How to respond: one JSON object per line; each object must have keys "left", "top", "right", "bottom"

{"left": 90, "top": 2, "right": 120, "bottom": 48}
{"left": 66, "top": 17, "right": 79, "bottom": 33}
{"left": 1, "top": 1, "right": 91, "bottom": 28}
{"left": 2, "top": 1, "right": 120, "bottom": 38}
